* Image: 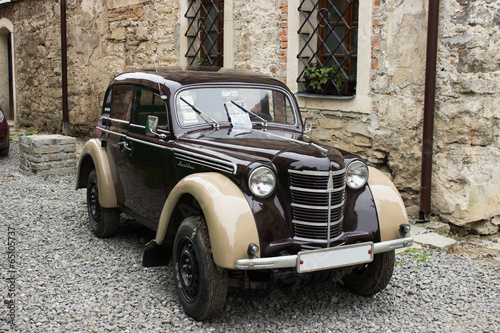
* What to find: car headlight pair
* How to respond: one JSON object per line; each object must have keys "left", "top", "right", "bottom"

{"left": 248, "top": 161, "right": 368, "bottom": 197}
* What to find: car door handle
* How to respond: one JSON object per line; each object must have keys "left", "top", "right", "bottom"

{"left": 117, "top": 141, "right": 133, "bottom": 154}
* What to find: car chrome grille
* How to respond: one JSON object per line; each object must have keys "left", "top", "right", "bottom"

{"left": 289, "top": 168, "right": 346, "bottom": 246}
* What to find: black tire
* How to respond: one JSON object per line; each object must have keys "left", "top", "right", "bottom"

{"left": 173, "top": 216, "right": 227, "bottom": 320}
{"left": 0, "top": 141, "right": 9, "bottom": 156}
{"left": 342, "top": 250, "right": 395, "bottom": 296}
{"left": 86, "top": 170, "right": 119, "bottom": 238}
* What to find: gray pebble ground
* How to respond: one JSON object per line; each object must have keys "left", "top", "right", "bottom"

{"left": 1, "top": 142, "right": 499, "bottom": 332}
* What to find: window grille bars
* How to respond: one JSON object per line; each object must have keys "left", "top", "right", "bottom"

{"left": 185, "top": 0, "right": 224, "bottom": 67}
{"left": 297, "top": 0, "right": 358, "bottom": 96}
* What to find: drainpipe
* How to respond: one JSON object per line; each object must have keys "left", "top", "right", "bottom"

{"left": 60, "top": 0, "right": 70, "bottom": 135}
{"left": 419, "top": 0, "right": 440, "bottom": 222}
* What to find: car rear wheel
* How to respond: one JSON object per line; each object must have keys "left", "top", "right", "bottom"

{"left": 86, "top": 170, "right": 119, "bottom": 238}
{"left": 0, "top": 141, "right": 9, "bottom": 156}
{"left": 173, "top": 216, "right": 227, "bottom": 320}
{"left": 342, "top": 250, "right": 395, "bottom": 296}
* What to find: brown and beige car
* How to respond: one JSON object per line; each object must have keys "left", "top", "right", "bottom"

{"left": 76, "top": 67, "right": 413, "bottom": 320}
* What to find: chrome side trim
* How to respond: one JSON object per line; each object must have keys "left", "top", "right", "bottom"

{"left": 126, "top": 136, "right": 170, "bottom": 150}
{"left": 99, "top": 128, "right": 126, "bottom": 138}
{"left": 174, "top": 148, "right": 237, "bottom": 175}
{"left": 235, "top": 237, "right": 414, "bottom": 270}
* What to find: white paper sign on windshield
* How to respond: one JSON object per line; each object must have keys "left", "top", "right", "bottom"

{"left": 225, "top": 101, "right": 252, "bottom": 130}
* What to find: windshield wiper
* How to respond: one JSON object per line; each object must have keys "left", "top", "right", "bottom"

{"left": 180, "top": 97, "right": 219, "bottom": 129}
{"left": 230, "top": 100, "right": 268, "bottom": 126}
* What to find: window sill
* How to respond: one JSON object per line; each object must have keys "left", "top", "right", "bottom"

{"left": 295, "top": 92, "right": 356, "bottom": 100}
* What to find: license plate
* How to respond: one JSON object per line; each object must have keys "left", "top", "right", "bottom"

{"left": 297, "top": 242, "right": 374, "bottom": 273}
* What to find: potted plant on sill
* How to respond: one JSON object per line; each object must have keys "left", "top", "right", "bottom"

{"left": 303, "top": 63, "right": 354, "bottom": 96}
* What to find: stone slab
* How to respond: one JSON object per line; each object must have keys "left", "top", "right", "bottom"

{"left": 413, "top": 232, "right": 457, "bottom": 250}
{"left": 418, "top": 221, "right": 451, "bottom": 235}
{"left": 410, "top": 224, "right": 428, "bottom": 237}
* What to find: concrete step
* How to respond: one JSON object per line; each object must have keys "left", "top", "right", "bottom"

{"left": 413, "top": 232, "right": 457, "bottom": 249}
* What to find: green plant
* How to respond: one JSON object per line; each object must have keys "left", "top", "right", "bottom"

{"left": 405, "top": 248, "right": 431, "bottom": 263}
{"left": 303, "top": 63, "right": 346, "bottom": 91}
{"left": 196, "top": 57, "right": 211, "bottom": 66}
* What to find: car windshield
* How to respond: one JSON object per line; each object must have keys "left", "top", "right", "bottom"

{"left": 176, "top": 87, "right": 297, "bottom": 128}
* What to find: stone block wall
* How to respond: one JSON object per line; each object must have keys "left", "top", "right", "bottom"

{"left": 303, "top": 0, "right": 500, "bottom": 233}
{"left": 67, "top": 0, "right": 180, "bottom": 136}
{"left": 19, "top": 135, "right": 76, "bottom": 175}
{"left": 431, "top": 0, "right": 500, "bottom": 232}
{"left": 0, "top": 1, "right": 64, "bottom": 132}
{"left": 2, "top": 0, "right": 498, "bottom": 233}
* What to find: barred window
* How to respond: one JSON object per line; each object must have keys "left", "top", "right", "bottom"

{"left": 185, "top": 0, "right": 224, "bottom": 67}
{"left": 297, "top": 0, "right": 359, "bottom": 96}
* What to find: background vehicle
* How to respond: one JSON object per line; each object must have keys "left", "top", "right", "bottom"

{"left": 76, "top": 67, "right": 413, "bottom": 320}
{"left": 0, "top": 105, "right": 10, "bottom": 156}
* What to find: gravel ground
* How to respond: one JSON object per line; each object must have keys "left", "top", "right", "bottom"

{"left": 1, "top": 141, "right": 499, "bottom": 332}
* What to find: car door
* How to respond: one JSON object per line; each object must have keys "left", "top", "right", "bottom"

{"left": 103, "top": 84, "right": 134, "bottom": 204}
{"left": 121, "top": 86, "right": 174, "bottom": 228}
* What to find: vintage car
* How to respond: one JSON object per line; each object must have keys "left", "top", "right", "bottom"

{"left": 0, "top": 105, "right": 10, "bottom": 157}
{"left": 76, "top": 67, "right": 413, "bottom": 320}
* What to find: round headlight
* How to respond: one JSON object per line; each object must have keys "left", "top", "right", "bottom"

{"left": 346, "top": 160, "right": 369, "bottom": 190}
{"left": 248, "top": 167, "right": 276, "bottom": 197}
{"left": 0, "top": 110, "right": 4, "bottom": 123}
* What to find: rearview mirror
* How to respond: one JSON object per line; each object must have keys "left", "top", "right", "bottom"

{"left": 146, "top": 116, "right": 166, "bottom": 139}
{"left": 304, "top": 117, "right": 313, "bottom": 134}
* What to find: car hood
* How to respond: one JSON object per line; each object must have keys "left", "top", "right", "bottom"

{"left": 175, "top": 128, "right": 346, "bottom": 174}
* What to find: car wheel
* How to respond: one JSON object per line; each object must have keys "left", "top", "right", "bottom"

{"left": 86, "top": 170, "right": 119, "bottom": 238}
{"left": 342, "top": 250, "right": 395, "bottom": 296}
{"left": 173, "top": 216, "right": 227, "bottom": 320}
{"left": 0, "top": 141, "right": 9, "bottom": 156}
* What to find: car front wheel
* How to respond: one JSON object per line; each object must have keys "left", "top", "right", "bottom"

{"left": 173, "top": 216, "right": 227, "bottom": 320}
{"left": 342, "top": 250, "right": 395, "bottom": 296}
{"left": 86, "top": 170, "right": 119, "bottom": 238}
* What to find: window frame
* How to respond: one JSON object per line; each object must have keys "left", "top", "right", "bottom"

{"left": 185, "top": 0, "right": 224, "bottom": 67}
{"left": 296, "top": 0, "right": 359, "bottom": 97}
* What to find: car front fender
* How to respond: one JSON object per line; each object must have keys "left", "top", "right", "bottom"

{"left": 76, "top": 139, "right": 118, "bottom": 208}
{"left": 368, "top": 167, "right": 409, "bottom": 241}
{"left": 155, "top": 172, "right": 260, "bottom": 269}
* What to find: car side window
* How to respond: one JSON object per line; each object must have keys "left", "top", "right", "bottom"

{"left": 110, "top": 85, "right": 133, "bottom": 121}
{"left": 133, "top": 87, "right": 169, "bottom": 130}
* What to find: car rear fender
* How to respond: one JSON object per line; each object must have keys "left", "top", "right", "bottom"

{"left": 76, "top": 139, "right": 118, "bottom": 208}
{"left": 368, "top": 167, "right": 409, "bottom": 241}
{"left": 156, "top": 172, "right": 260, "bottom": 269}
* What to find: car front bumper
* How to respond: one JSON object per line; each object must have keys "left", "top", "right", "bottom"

{"left": 235, "top": 237, "right": 413, "bottom": 272}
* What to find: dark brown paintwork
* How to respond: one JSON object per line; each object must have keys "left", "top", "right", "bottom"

{"left": 99, "top": 67, "right": 380, "bottom": 258}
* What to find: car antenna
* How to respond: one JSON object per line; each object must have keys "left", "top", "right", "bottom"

{"left": 153, "top": 45, "right": 168, "bottom": 101}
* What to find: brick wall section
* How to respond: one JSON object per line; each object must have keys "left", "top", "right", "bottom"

{"left": 371, "top": 0, "right": 382, "bottom": 115}
{"left": 279, "top": 1, "right": 288, "bottom": 83}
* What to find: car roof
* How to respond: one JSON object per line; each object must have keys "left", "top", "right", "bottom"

{"left": 111, "top": 67, "right": 289, "bottom": 92}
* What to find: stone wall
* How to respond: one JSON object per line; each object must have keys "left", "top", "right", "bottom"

{"left": 303, "top": 0, "right": 500, "bottom": 233}
{"left": 0, "top": 1, "right": 63, "bottom": 132}
{"left": 0, "top": 0, "right": 181, "bottom": 136}
{"left": 432, "top": 0, "right": 500, "bottom": 233}
{"left": 67, "top": 0, "right": 180, "bottom": 135}
{"left": 233, "top": 0, "right": 284, "bottom": 78}
{"left": 2, "top": 0, "right": 499, "bottom": 233}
